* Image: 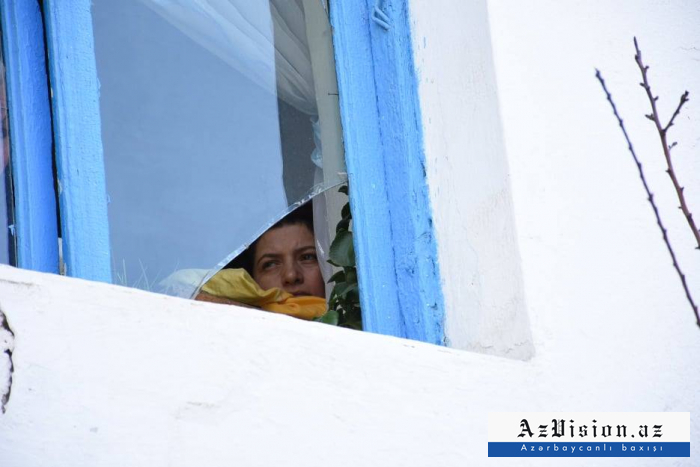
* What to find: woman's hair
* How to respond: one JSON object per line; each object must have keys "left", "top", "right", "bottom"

{"left": 224, "top": 201, "right": 314, "bottom": 276}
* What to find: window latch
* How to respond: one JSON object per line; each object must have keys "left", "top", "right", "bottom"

{"left": 371, "top": 0, "right": 391, "bottom": 30}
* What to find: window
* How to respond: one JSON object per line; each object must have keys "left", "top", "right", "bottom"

{"left": 5, "top": 0, "right": 446, "bottom": 345}
{"left": 89, "top": 0, "right": 346, "bottom": 299}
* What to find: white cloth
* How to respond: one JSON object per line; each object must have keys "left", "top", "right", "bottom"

{"left": 139, "top": 0, "right": 317, "bottom": 115}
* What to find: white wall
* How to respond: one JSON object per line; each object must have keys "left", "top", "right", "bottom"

{"left": 409, "top": 0, "right": 700, "bottom": 461}
{"left": 0, "top": 259, "right": 698, "bottom": 466}
{"left": 485, "top": 0, "right": 700, "bottom": 360}
{"left": 2, "top": 1, "right": 700, "bottom": 465}
{"left": 410, "top": 0, "right": 533, "bottom": 357}
{"left": 412, "top": 0, "right": 700, "bottom": 356}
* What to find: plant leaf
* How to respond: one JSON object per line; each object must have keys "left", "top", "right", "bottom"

{"left": 317, "top": 309, "right": 339, "bottom": 325}
{"left": 341, "top": 202, "right": 351, "bottom": 220}
{"left": 338, "top": 282, "right": 358, "bottom": 298}
{"left": 344, "top": 268, "right": 357, "bottom": 285}
{"left": 328, "top": 270, "right": 346, "bottom": 284}
{"left": 331, "top": 280, "right": 347, "bottom": 295}
{"left": 328, "top": 230, "right": 355, "bottom": 267}
{"left": 335, "top": 217, "right": 351, "bottom": 233}
{"left": 345, "top": 287, "right": 360, "bottom": 304}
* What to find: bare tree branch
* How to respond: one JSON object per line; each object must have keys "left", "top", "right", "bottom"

{"left": 663, "top": 91, "right": 690, "bottom": 134}
{"left": 595, "top": 69, "right": 700, "bottom": 328}
{"left": 634, "top": 37, "right": 700, "bottom": 251}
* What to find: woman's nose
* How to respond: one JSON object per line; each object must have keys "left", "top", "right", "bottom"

{"left": 282, "top": 262, "right": 303, "bottom": 285}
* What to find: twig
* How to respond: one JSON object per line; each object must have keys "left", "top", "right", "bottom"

{"left": 595, "top": 69, "right": 700, "bottom": 328}
{"left": 634, "top": 37, "right": 700, "bottom": 250}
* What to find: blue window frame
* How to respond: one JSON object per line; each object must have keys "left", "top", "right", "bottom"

{"left": 0, "top": 0, "right": 58, "bottom": 273}
{"left": 331, "top": 1, "right": 445, "bottom": 345}
{"left": 43, "top": 0, "right": 112, "bottom": 282}
{"left": 6, "top": 0, "right": 446, "bottom": 345}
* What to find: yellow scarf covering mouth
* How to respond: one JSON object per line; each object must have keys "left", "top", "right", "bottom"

{"left": 201, "top": 268, "right": 327, "bottom": 320}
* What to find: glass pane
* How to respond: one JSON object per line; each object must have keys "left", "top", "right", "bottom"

{"left": 0, "top": 30, "right": 15, "bottom": 266}
{"left": 92, "top": 0, "right": 346, "bottom": 298}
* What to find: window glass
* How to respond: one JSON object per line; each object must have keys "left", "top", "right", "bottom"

{"left": 91, "top": 0, "right": 345, "bottom": 298}
{"left": 0, "top": 32, "right": 15, "bottom": 266}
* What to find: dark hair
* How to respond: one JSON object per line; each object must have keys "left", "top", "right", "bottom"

{"left": 224, "top": 202, "right": 314, "bottom": 276}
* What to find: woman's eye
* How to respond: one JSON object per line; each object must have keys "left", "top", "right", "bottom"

{"left": 262, "top": 261, "right": 278, "bottom": 270}
{"left": 301, "top": 253, "right": 317, "bottom": 262}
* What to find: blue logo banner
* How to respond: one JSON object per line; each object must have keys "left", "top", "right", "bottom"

{"left": 488, "top": 442, "right": 690, "bottom": 457}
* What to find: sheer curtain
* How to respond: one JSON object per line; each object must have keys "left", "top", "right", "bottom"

{"left": 139, "top": 0, "right": 318, "bottom": 115}
{"left": 141, "top": 0, "right": 340, "bottom": 294}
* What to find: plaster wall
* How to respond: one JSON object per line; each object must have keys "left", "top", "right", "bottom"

{"left": 485, "top": 0, "right": 700, "bottom": 363}
{"left": 409, "top": 0, "right": 533, "bottom": 357}
{"left": 1, "top": 1, "right": 699, "bottom": 465}
{"left": 411, "top": 0, "right": 700, "bottom": 359}
{"left": 0, "top": 265, "right": 698, "bottom": 466}
{"left": 408, "top": 0, "right": 700, "bottom": 461}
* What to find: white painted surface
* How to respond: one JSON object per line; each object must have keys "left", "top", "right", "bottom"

{"left": 2, "top": 1, "right": 700, "bottom": 465}
{"left": 0, "top": 259, "right": 698, "bottom": 466}
{"left": 410, "top": 0, "right": 534, "bottom": 357}
{"left": 485, "top": 0, "right": 700, "bottom": 363}
{"left": 413, "top": 0, "right": 700, "bottom": 353}
{"left": 409, "top": 0, "right": 700, "bottom": 462}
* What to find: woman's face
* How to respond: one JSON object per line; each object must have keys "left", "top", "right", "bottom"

{"left": 252, "top": 223, "right": 325, "bottom": 298}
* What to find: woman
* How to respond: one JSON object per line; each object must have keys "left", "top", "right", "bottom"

{"left": 196, "top": 203, "right": 327, "bottom": 319}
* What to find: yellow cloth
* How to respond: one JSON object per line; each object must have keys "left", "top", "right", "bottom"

{"left": 201, "top": 268, "right": 327, "bottom": 320}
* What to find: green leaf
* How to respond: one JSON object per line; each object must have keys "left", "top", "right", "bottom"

{"left": 335, "top": 217, "right": 351, "bottom": 234}
{"left": 339, "top": 306, "right": 363, "bottom": 329}
{"left": 327, "top": 286, "right": 338, "bottom": 306}
{"left": 328, "top": 230, "right": 355, "bottom": 267}
{"left": 341, "top": 202, "right": 351, "bottom": 220}
{"left": 331, "top": 280, "right": 348, "bottom": 296}
{"left": 345, "top": 287, "right": 360, "bottom": 304}
{"left": 327, "top": 182, "right": 362, "bottom": 328}
{"left": 344, "top": 268, "right": 357, "bottom": 286}
{"left": 339, "top": 282, "right": 357, "bottom": 298}
{"left": 328, "top": 270, "right": 345, "bottom": 284}
{"left": 316, "top": 309, "right": 339, "bottom": 325}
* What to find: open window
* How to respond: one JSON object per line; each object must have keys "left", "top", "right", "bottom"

{"left": 89, "top": 0, "right": 347, "bottom": 302}
{"left": 29, "top": 0, "right": 446, "bottom": 344}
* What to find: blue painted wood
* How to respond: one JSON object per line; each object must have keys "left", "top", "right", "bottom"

{"left": 332, "top": 0, "right": 446, "bottom": 344}
{"left": 365, "top": 0, "right": 446, "bottom": 344}
{"left": 331, "top": 1, "right": 407, "bottom": 338}
{"left": 0, "top": 0, "right": 59, "bottom": 273}
{"left": 43, "top": 0, "right": 112, "bottom": 282}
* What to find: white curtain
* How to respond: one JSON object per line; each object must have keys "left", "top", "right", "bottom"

{"left": 140, "top": 0, "right": 318, "bottom": 115}
{"left": 143, "top": 0, "right": 338, "bottom": 296}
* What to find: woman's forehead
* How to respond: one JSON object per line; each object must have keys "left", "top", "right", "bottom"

{"left": 255, "top": 223, "right": 315, "bottom": 256}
